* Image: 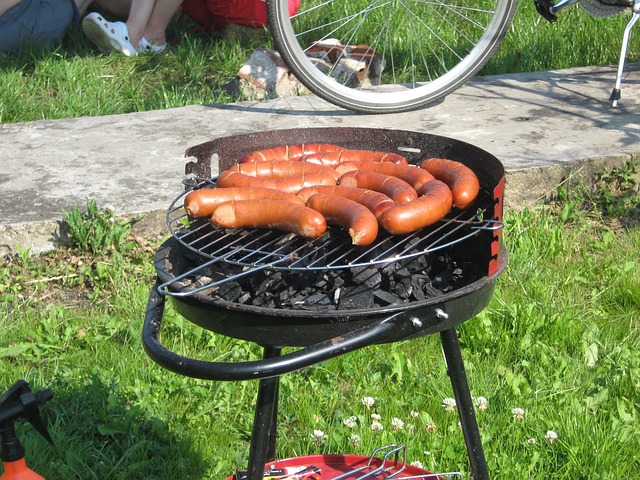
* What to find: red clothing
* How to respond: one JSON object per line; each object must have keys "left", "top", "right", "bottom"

{"left": 181, "top": 0, "right": 301, "bottom": 30}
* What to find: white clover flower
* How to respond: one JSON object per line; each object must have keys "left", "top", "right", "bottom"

{"left": 391, "top": 417, "right": 405, "bottom": 431}
{"left": 475, "top": 396, "right": 488, "bottom": 412}
{"left": 442, "top": 398, "right": 457, "bottom": 413}
{"left": 424, "top": 451, "right": 431, "bottom": 456}
{"left": 425, "top": 423, "right": 437, "bottom": 433}
{"left": 343, "top": 416, "right": 358, "bottom": 428}
{"left": 311, "top": 429, "right": 327, "bottom": 445}
{"left": 349, "top": 434, "right": 361, "bottom": 446}
{"left": 362, "top": 397, "right": 375, "bottom": 409}
{"left": 545, "top": 430, "right": 558, "bottom": 444}
{"left": 371, "top": 420, "right": 384, "bottom": 431}
{"left": 527, "top": 438, "right": 537, "bottom": 444}
{"left": 512, "top": 407, "right": 525, "bottom": 421}
{"left": 410, "top": 410, "right": 419, "bottom": 418}
{"left": 371, "top": 413, "right": 382, "bottom": 421}
{"left": 410, "top": 461, "right": 424, "bottom": 469}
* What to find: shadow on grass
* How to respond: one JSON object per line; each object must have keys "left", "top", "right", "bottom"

{"left": 16, "top": 372, "right": 211, "bottom": 480}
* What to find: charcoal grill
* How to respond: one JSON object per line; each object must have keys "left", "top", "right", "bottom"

{"left": 142, "top": 127, "right": 507, "bottom": 480}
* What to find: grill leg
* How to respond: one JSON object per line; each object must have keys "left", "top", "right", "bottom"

{"left": 247, "top": 346, "right": 282, "bottom": 480}
{"left": 440, "top": 328, "right": 489, "bottom": 480}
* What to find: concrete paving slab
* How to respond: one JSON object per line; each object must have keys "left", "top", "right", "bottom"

{"left": 1, "top": 64, "right": 639, "bottom": 255}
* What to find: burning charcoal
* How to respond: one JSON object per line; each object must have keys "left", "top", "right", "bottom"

{"left": 251, "top": 271, "right": 284, "bottom": 298}
{"left": 373, "top": 289, "right": 402, "bottom": 306}
{"left": 351, "top": 266, "right": 383, "bottom": 288}
{"left": 327, "top": 272, "right": 346, "bottom": 290}
{"left": 393, "top": 278, "right": 413, "bottom": 300}
{"left": 411, "top": 285, "right": 426, "bottom": 301}
{"left": 401, "top": 254, "right": 430, "bottom": 273}
{"left": 237, "top": 292, "right": 252, "bottom": 304}
{"left": 211, "top": 282, "right": 244, "bottom": 302}
{"left": 282, "top": 292, "right": 336, "bottom": 310}
{"left": 422, "top": 281, "right": 443, "bottom": 297}
{"left": 339, "top": 284, "right": 375, "bottom": 310}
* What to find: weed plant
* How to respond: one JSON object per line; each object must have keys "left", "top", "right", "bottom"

{"left": 0, "top": 163, "right": 638, "bottom": 479}
{"left": 1, "top": 2, "right": 639, "bottom": 124}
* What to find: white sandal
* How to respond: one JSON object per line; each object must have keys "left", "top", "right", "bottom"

{"left": 139, "top": 37, "right": 167, "bottom": 54}
{"left": 82, "top": 12, "right": 138, "bottom": 57}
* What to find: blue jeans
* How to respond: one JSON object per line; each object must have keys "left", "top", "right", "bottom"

{"left": 0, "top": 0, "right": 80, "bottom": 53}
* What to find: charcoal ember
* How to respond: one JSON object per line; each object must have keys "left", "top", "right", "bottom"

{"left": 326, "top": 271, "right": 346, "bottom": 290}
{"left": 393, "top": 278, "right": 413, "bottom": 300}
{"left": 338, "top": 284, "right": 375, "bottom": 310}
{"left": 350, "top": 266, "right": 383, "bottom": 288}
{"left": 282, "top": 291, "right": 336, "bottom": 310}
{"left": 409, "top": 274, "right": 429, "bottom": 301}
{"left": 250, "top": 293, "right": 273, "bottom": 307}
{"left": 237, "top": 291, "right": 252, "bottom": 304}
{"left": 422, "top": 281, "right": 443, "bottom": 297}
{"left": 211, "top": 281, "right": 244, "bottom": 302}
{"left": 196, "top": 272, "right": 243, "bottom": 302}
{"left": 373, "top": 289, "right": 402, "bottom": 306}
{"left": 251, "top": 270, "right": 285, "bottom": 298}
{"left": 399, "top": 253, "right": 430, "bottom": 273}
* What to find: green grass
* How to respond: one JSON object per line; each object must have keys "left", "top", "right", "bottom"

{"left": 0, "top": 163, "right": 638, "bottom": 479}
{"left": 1, "top": 2, "right": 639, "bottom": 124}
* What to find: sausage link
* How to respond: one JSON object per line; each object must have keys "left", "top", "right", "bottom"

{"left": 335, "top": 161, "right": 435, "bottom": 191}
{"left": 297, "top": 185, "right": 395, "bottom": 222}
{"left": 301, "top": 149, "right": 409, "bottom": 167}
{"left": 380, "top": 180, "right": 453, "bottom": 235}
{"left": 420, "top": 157, "right": 480, "bottom": 209}
{"left": 226, "top": 160, "right": 340, "bottom": 181}
{"left": 216, "top": 171, "right": 336, "bottom": 193}
{"left": 210, "top": 200, "right": 327, "bottom": 238}
{"left": 338, "top": 170, "right": 418, "bottom": 204}
{"left": 239, "top": 143, "right": 345, "bottom": 163}
{"left": 306, "top": 194, "right": 379, "bottom": 246}
{"left": 184, "top": 186, "right": 305, "bottom": 218}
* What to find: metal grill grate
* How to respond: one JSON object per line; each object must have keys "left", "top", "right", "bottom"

{"left": 158, "top": 178, "right": 502, "bottom": 297}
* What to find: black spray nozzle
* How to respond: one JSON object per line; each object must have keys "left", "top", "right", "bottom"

{"left": 0, "top": 380, "right": 54, "bottom": 462}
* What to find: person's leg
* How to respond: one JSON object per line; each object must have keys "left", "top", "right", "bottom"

{"left": 91, "top": 0, "right": 132, "bottom": 17}
{"left": 141, "top": 0, "right": 182, "bottom": 46}
{"left": 123, "top": 0, "right": 154, "bottom": 48}
{"left": 0, "top": 0, "right": 76, "bottom": 52}
{"left": 75, "top": 0, "right": 96, "bottom": 15}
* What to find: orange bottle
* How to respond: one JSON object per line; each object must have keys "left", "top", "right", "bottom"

{"left": 1, "top": 458, "right": 46, "bottom": 480}
{"left": 0, "top": 381, "right": 53, "bottom": 480}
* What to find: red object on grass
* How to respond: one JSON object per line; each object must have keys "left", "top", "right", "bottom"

{"left": 181, "top": 0, "right": 302, "bottom": 30}
{"left": 225, "top": 453, "right": 443, "bottom": 480}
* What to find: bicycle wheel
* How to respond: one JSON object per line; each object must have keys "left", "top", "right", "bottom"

{"left": 267, "top": 0, "right": 518, "bottom": 113}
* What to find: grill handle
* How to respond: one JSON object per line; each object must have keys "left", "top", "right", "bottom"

{"left": 142, "top": 280, "right": 425, "bottom": 381}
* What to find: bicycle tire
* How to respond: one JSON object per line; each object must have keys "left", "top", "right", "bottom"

{"left": 267, "top": 0, "right": 518, "bottom": 113}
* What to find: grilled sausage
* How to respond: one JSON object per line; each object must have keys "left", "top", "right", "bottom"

{"left": 226, "top": 160, "right": 340, "bottom": 181}
{"left": 301, "top": 149, "right": 409, "bottom": 167}
{"left": 183, "top": 187, "right": 305, "bottom": 218}
{"left": 380, "top": 180, "right": 453, "bottom": 235}
{"left": 420, "top": 157, "right": 480, "bottom": 209}
{"left": 239, "top": 143, "right": 345, "bottom": 163}
{"left": 216, "top": 171, "right": 336, "bottom": 193}
{"left": 338, "top": 170, "right": 418, "bottom": 204}
{"left": 335, "top": 161, "right": 435, "bottom": 191}
{"left": 306, "top": 194, "right": 379, "bottom": 246}
{"left": 210, "top": 200, "right": 327, "bottom": 238}
{"left": 296, "top": 185, "right": 395, "bottom": 222}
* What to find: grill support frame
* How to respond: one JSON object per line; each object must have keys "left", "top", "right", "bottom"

{"left": 142, "top": 281, "right": 495, "bottom": 480}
